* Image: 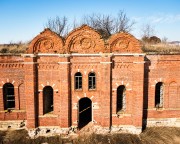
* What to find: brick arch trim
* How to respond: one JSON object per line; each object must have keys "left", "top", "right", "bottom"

{"left": 28, "top": 28, "right": 64, "bottom": 54}
{"left": 65, "top": 25, "right": 106, "bottom": 53}
{"left": 108, "top": 32, "right": 142, "bottom": 53}
{"left": 0, "top": 79, "right": 23, "bottom": 87}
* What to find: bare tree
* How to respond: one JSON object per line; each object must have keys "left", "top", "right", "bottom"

{"left": 141, "top": 24, "right": 156, "bottom": 43}
{"left": 45, "top": 16, "right": 68, "bottom": 36}
{"left": 45, "top": 11, "right": 135, "bottom": 39}
{"left": 83, "top": 13, "right": 114, "bottom": 39}
{"left": 114, "top": 10, "right": 135, "bottom": 33}
{"left": 141, "top": 23, "right": 155, "bottom": 38}
{"left": 83, "top": 11, "right": 135, "bottom": 39}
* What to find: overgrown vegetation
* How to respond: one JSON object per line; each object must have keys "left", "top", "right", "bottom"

{"left": 0, "top": 43, "right": 28, "bottom": 54}
{"left": 1, "top": 127, "right": 180, "bottom": 144}
{"left": 142, "top": 43, "right": 180, "bottom": 54}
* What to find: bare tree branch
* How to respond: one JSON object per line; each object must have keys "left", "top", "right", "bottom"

{"left": 114, "top": 10, "right": 136, "bottom": 33}
{"left": 45, "top": 16, "right": 68, "bottom": 36}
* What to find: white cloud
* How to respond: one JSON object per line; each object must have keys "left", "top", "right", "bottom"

{"left": 149, "top": 14, "right": 180, "bottom": 23}
{"left": 132, "top": 13, "right": 180, "bottom": 24}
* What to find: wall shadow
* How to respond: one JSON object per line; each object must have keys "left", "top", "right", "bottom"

{"left": 142, "top": 56, "right": 151, "bottom": 131}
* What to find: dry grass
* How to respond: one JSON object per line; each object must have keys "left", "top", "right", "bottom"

{"left": 142, "top": 43, "right": 180, "bottom": 54}
{"left": 0, "top": 43, "right": 28, "bottom": 54}
{"left": 1, "top": 127, "right": 180, "bottom": 144}
{"left": 140, "top": 127, "right": 180, "bottom": 144}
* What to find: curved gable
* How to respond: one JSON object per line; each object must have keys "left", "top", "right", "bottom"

{"left": 65, "top": 25, "right": 106, "bottom": 53}
{"left": 28, "top": 28, "right": 64, "bottom": 54}
{"left": 108, "top": 32, "right": 142, "bottom": 53}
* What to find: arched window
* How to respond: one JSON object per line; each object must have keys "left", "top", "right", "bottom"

{"left": 75, "top": 72, "right": 82, "bottom": 90}
{"left": 43, "top": 86, "right": 53, "bottom": 114}
{"left": 3, "top": 83, "right": 15, "bottom": 110}
{"left": 117, "top": 85, "right": 126, "bottom": 113}
{"left": 155, "top": 82, "right": 163, "bottom": 108}
{"left": 88, "top": 72, "right": 96, "bottom": 90}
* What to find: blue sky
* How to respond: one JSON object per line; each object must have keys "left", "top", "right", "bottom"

{"left": 0, "top": 0, "right": 180, "bottom": 44}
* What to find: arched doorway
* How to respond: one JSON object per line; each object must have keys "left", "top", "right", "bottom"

{"left": 78, "top": 97, "right": 92, "bottom": 129}
{"left": 43, "top": 86, "right": 53, "bottom": 114}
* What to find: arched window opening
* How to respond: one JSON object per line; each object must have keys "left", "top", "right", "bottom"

{"left": 3, "top": 83, "right": 15, "bottom": 110}
{"left": 88, "top": 72, "right": 96, "bottom": 90}
{"left": 75, "top": 72, "right": 82, "bottom": 90}
{"left": 117, "top": 85, "right": 126, "bottom": 113}
{"left": 155, "top": 82, "right": 163, "bottom": 108}
{"left": 43, "top": 86, "right": 53, "bottom": 114}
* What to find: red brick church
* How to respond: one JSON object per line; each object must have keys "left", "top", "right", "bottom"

{"left": 0, "top": 25, "right": 180, "bottom": 134}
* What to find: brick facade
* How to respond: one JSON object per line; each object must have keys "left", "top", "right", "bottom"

{"left": 0, "top": 25, "right": 180, "bottom": 133}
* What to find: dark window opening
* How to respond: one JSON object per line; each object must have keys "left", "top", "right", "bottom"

{"left": 3, "top": 83, "right": 15, "bottom": 110}
{"left": 117, "top": 85, "right": 126, "bottom": 113}
{"left": 43, "top": 86, "right": 53, "bottom": 114}
{"left": 155, "top": 82, "right": 163, "bottom": 108}
{"left": 88, "top": 72, "right": 96, "bottom": 90}
{"left": 78, "top": 97, "right": 92, "bottom": 129}
{"left": 75, "top": 72, "right": 82, "bottom": 90}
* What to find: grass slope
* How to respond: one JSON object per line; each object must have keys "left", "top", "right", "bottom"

{"left": 0, "top": 127, "right": 180, "bottom": 144}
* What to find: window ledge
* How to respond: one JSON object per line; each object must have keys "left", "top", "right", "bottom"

{"left": 0, "top": 110, "right": 26, "bottom": 113}
{"left": 39, "top": 113, "right": 58, "bottom": 118}
{"left": 88, "top": 89, "right": 96, "bottom": 91}
{"left": 155, "top": 107, "right": 164, "bottom": 111}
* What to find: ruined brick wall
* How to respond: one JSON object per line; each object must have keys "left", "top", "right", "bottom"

{"left": 144, "top": 55, "right": 180, "bottom": 127}
{"left": 2, "top": 25, "right": 180, "bottom": 132}
{"left": 0, "top": 55, "right": 26, "bottom": 121}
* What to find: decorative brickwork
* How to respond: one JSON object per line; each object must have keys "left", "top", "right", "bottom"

{"left": 65, "top": 25, "right": 106, "bottom": 53}
{"left": 28, "top": 28, "right": 64, "bottom": 53}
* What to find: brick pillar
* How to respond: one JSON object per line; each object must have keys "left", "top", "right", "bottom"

{"left": 132, "top": 56, "right": 144, "bottom": 128}
{"left": 24, "top": 54, "right": 38, "bottom": 128}
{"left": 14, "top": 87, "right": 19, "bottom": 110}
{"left": 38, "top": 91, "right": 43, "bottom": 115}
{"left": 100, "top": 56, "right": 111, "bottom": 127}
{"left": 59, "top": 57, "right": 70, "bottom": 128}
{"left": 0, "top": 88, "right": 3, "bottom": 110}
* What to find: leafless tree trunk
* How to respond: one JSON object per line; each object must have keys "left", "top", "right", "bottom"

{"left": 83, "top": 11, "right": 135, "bottom": 39}
{"left": 141, "top": 23, "right": 156, "bottom": 43}
{"left": 141, "top": 23, "right": 155, "bottom": 38}
{"left": 45, "top": 16, "right": 68, "bottom": 36}
{"left": 114, "top": 10, "right": 135, "bottom": 33}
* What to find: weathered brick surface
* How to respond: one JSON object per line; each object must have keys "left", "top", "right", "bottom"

{"left": 0, "top": 25, "right": 179, "bottom": 131}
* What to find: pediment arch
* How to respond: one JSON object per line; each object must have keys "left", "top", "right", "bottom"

{"left": 28, "top": 28, "right": 64, "bottom": 53}
{"left": 108, "top": 32, "right": 142, "bottom": 53}
{"left": 65, "top": 25, "right": 106, "bottom": 53}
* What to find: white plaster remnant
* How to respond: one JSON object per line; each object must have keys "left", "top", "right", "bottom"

{"left": 52, "top": 84, "right": 55, "bottom": 87}
{"left": 41, "top": 84, "right": 44, "bottom": 88}
{"left": 12, "top": 80, "right": 15, "bottom": 84}
{"left": 90, "top": 96, "right": 94, "bottom": 99}
{"left": 84, "top": 93, "right": 87, "bottom": 97}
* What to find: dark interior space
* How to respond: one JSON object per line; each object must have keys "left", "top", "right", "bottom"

{"left": 43, "top": 86, "right": 53, "bottom": 114}
{"left": 78, "top": 97, "right": 92, "bottom": 129}
{"left": 3, "top": 83, "right": 15, "bottom": 110}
